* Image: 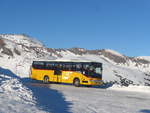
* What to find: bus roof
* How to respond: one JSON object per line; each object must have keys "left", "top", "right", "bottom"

{"left": 33, "top": 59, "right": 102, "bottom": 64}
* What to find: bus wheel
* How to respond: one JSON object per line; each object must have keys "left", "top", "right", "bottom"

{"left": 43, "top": 76, "right": 49, "bottom": 84}
{"left": 73, "top": 78, "right": 80, "bottom": 87}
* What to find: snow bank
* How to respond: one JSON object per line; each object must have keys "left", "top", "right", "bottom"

{"left": 0, "top": 74, "right": 45, "bottom": 113}
{"left": 109, "top": 84, "right": 150, "bottom": 93}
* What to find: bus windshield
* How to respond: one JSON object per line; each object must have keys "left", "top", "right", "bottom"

{"left": 83, "top": 63, "right": 102, "bottom": 78}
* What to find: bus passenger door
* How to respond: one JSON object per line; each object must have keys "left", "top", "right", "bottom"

{"left": 54, "top": 69, "right": 62, "bottom": 83}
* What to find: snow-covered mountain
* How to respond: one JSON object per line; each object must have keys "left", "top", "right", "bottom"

{"left": 0, "top": 34, "right": 44, "bottom": 47}
{"left": 0, "top": 34, "right": 150, "bottom": 86}
{"left": 0, "top": 34, "right": 56, "bottom": 77}
{"left": 1, "top": 34, "right": 150, "bottom": 113}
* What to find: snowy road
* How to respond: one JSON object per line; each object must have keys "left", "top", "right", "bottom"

{"left": 48, "top": 84, "right": 150, "bottom": 113}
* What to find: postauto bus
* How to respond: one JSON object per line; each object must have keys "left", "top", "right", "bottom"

{"left": 30, "top": 60, "right": 103, "bottom": 87}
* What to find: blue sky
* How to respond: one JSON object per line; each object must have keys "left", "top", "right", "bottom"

{"left": 0, "top": 0, "right": 150, "bottom": 56}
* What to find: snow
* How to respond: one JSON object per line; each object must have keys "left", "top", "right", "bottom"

{"left": 0, "top": 34, "right": 44, "bottom": 47}
{"left": 49, "top": 84, "right": 150, "bottom": 113}
{"left": 109, "top": 84, "right": 150, "bottom": 93}
{"left": 104, "top": 49, "right": 125, "bottom": 57}
{"left": 1, "top": 71, "right": 150, "bottom": 113}
{"left": 0, "top": 70, "right": 71, "bottom": 113}
{"left": 0, "top": 74, "right": 44, "bottom": 113}
{"left": 138, "top": 56, "right": 150, "bottom": 62}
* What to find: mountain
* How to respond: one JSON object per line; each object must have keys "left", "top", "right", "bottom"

{"left": 0, "top": 34, "right": 150, "bottom": 86}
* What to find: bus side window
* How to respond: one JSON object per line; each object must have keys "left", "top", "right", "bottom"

{"left": 45, "top": 63, "right": 52, "bottom": 70}
{"left": 72, "top": 64, "right": 76, "bottom": 71}
{"left": 76, "top": 64, "right": 82, "bottom": 73}
{"left": 63, "top": 63, "right": 72, "bottom": 71}
{"left": 62, "top": 64, "right": 66, "bottom": 71}
{"left": 33, "top": 61, "right": 45, "bottom": 69}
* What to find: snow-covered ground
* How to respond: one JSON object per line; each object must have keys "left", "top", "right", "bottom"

{"left": 0, "top": 74, "right": 44, "bottom": 113}
{"left": 1, "top": 71, "right": 150, "bottom": 113}
{"left": 50, "top": 84, "right": 150, "bottom": 113}
{"left": 0, "top": 71, "right": 71, "bottom": 113}
{"left": 109, "top": 85, "right": 150, "bottom": 93}
{"left": 0, "top": 63, "right": 150, "bottom": 113}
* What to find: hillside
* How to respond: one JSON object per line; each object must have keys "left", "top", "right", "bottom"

{"left": 0, "top": 34, "right": 150, "bottom": 86}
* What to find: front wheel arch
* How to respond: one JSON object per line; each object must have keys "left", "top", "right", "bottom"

{"left": 73, "top": 78, "right": 80, "bottom": 87}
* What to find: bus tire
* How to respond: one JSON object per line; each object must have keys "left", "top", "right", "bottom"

{"left": 43, "top": 76, "right": 49, "bottom": 84}
{"left": 73, "top": 78, "right": 80, "bottom": 87}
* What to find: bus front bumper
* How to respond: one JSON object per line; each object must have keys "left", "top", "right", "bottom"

{"left": 81, "top": 80, "right": 103, "bottom": 86}
{"left": 89, "top": 80, "right": 103, "bottom": 85}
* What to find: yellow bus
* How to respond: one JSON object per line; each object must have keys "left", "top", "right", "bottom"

{"left": 30, "top": 60, "right": 103, "bottom": 87}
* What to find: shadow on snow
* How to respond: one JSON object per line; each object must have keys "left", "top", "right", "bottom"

{"left": 140, "top": 110, "right": 150, "bottom": 113}
{"left": 0, "top": 67, "right": 72, "bottom": 113}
